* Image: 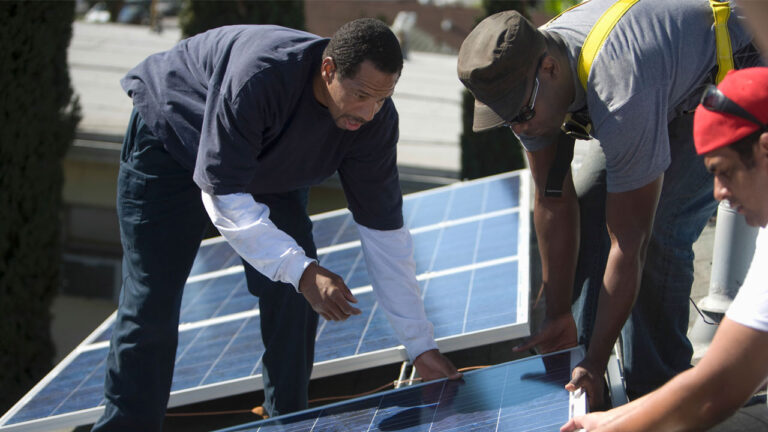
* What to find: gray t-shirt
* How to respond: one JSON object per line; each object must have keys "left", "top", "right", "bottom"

{"left": 522, "top": 0, "right": 756, "bottom": 193}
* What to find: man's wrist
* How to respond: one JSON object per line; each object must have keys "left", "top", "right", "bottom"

{"left": 583, "top": 349, "right": 610, "bottom": 375}
{"left": 292, "top": 258, "right": 317, "bottom": 293}
{"left": 545, "top": 308, "right": 573, "bottom": 321}
{"left": 405, "top": 337, "right": 438, "bottom": 363}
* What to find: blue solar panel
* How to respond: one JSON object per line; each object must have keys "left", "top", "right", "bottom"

{"left": 215, "top": 347, "right": 585, "bottom": 432}
{"left": 0, "top": 171, "right": 531, "bottom": 432}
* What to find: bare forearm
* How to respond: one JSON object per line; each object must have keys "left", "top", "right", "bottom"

{"left": 587, "top": 177, "right": 663, "bottom": 369}
{"left": 600, "top": 367, "right": 738, "bottom": 431}
{"left": 534, "top": 191, "right": 579, "bottom": 317}
{"left": 535, "top": 194, "right": 579, "bottom": 316}
{"left": 592, "top": 317, "right": 768, "bottom": 432}
{"left": 586, "top": 248, "right": 642, "bottom": 368}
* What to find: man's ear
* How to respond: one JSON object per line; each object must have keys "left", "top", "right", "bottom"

{"left": 540, "top": 54, "right": 557, "bottom": 79}
{"left": 321, "top": 57, "right": 336, "bottom": 83}
{"left": 758, "top": 131, "right": 768, "bottom": 164}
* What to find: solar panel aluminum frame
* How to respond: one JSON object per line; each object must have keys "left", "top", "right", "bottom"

{"left": 0, "top": 310, "right": 119, "bottom": 432}
{"left": 213, "top": 346, "right": 588, "bottom": 432}
{"left": 0, "top": 170, "right": 532, "bottom": 432}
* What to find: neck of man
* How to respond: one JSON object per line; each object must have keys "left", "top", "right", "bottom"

{"left": 312, "top": 67, "right": 330, "bottom": 108}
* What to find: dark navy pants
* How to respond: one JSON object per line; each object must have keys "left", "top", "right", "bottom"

{"left": 92, "top": 110, "right": 318, "bottom": 431}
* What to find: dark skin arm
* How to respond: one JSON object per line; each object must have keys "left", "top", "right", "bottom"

{"left": 567, "top": 174, "right": 663, "bottom": 408}
{"left": 514, "top": 130, "right": 663, "bottom": 408}
{"left": 514, "top": 133, "right": 580, "bottom": 354}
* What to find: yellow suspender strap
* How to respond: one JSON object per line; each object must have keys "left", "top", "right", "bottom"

{"left": 577, "top": 0, "right": 640, "bottom": 89}
{"left": 575, "top": 0, "right": 734, "bottom": 89}
{"left": 710, "top": 0, "right": 734, "bottom": 83}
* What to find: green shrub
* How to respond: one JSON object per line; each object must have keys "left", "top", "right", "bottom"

{"left": 0, "top": 0, "right": 80, "bottom": 413}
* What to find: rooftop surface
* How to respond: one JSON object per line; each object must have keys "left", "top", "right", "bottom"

{"left": 69, "top": 20, "right": 462, "bottom": 174}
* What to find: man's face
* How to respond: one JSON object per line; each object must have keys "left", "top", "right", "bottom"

{"left": 704, "top": 139, "right": 768, "bottom": 227}
{"left": 322, "top": 59, "right": 398, "bottom": 131}
{"left": 508, "top": 79, "right": 567, "bottom": 138}
{"left": 506, "top": 55, "right": 572, "bottom": 139}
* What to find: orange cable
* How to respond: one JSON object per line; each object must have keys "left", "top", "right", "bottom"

{"left": 458, "top": 365, "right": 489, "bottom": 372}
{"left": 165, "top": 407, "right": 258, "bottom": 417}
{"left": 164, "top": 365, "right": 491, "bottom": 418}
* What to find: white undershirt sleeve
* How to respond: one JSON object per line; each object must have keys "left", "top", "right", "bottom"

{"left": 357, "top": 223, "right": 438, "bottom": 361}
{"left": 201, "top": 191, "right": 316, "bottom": 291}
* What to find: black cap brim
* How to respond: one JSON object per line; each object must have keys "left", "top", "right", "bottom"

{"left": 470, "top": 75, "right": 528, "bottom": 132}
{"left": 472, "top": 100, "right": 506, "bottom": 132}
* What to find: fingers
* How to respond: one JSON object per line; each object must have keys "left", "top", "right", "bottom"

{"left": 512, "top": 314, "right": 578, "bottom": 354}
{"left": 414, "top": 350, "right": 463, "bottom": 382}
{"left": 436, "top": 356, "right": 463, "bottom": 381}
{"left": 336, "top": 287, "right": 360, "bottom": 314}
{"left": 565, "top": 380, "right": 580, "bottom": 392}
{"left": 302, "top": 266, "right": 363, "bottom": 321}
{"left": 560, "top": 418, "right": 589, "bottom": 432}
{"left": 566, "top": 367, "right": 588, "bottom": 392}
{"left": 567, "top": 366, "right": 605, "bottom": 409}
{"left": 342, "top": 288, "right": 359, "bottom": 304}
{"left": 513, "top": 332, "right": 544, "bottom": 353}
{"left": 560, "top": 419, "right": 579, "bottom": 432}
{"left": 323, "top": 288, "right": 360, "bottom": 321}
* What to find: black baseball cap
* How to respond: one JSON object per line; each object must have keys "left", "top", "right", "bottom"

{"left": 457, "top": 11, "right": 547, "bottom": 132}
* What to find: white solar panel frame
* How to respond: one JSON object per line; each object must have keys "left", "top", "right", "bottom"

{"left": 0, "top": 170, "right": 531, "bottom": 432}
{"left": 214, "top": 346, "right": 587, "bottom": 432}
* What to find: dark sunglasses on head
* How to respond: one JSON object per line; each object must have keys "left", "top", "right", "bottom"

{"left": 700, "top": 84, "right": 768, "bottom": 130}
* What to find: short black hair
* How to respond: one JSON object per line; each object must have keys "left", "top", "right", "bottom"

{"left": 322, "top": 18, "right": 403, "bottom": 79}
{"left": 729, "top": 129, "right": 765, "bottom": 168}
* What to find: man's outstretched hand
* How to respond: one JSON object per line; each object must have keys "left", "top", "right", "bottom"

{"left": 413, "top": 349, "right": 463, "bottom": 382}
{"left": 513, "top": 312, "right": 578, "bottom": 354}
{"left": 566, "top": 358, "right": 606, "bottom": 410}
{"left": 299, "top": 262, "right": 361, "bottom": 321}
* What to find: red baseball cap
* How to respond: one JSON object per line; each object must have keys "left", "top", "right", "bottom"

{"left": 693, "top": 67, "right": 768, "bottom": 155}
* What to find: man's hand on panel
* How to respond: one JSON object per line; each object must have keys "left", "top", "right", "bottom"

{"left": 299, "top": 262, "right": 361, "bottom": 321}
{"left": 413, "top": 349, "right": 463, "bottom": 382}
{"left": 513, "top": 312, "right": 578, "bottom": 354}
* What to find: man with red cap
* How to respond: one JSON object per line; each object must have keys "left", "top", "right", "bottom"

{"left": 562, "top": 66, "right": 768, "bottom": 431}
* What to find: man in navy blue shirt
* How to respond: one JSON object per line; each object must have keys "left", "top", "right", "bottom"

{"left": 93, "top": 19, "right": 460, "bottom": 431}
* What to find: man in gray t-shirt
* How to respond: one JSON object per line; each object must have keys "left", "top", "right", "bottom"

{"left": 457, "top": 0, "right": 760, "bottom": 408}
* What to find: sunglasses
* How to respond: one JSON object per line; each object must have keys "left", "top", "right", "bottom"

{"left": 503, "top": 78, "right": 539, "bottom": 127}
{"left": 700, "top": 84, "right": 768, "bottom": 130}
{"left": 503, "top": 59, "right": 543, "bottom": 128}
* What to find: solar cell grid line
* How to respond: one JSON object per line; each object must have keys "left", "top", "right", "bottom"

{"left": 87, "top": 210, "right": 522, "bottom": 361}
{"left": 189, "top": 237, "right": 241, "bottom": 277}
{"left": 0, "top": 170, "right": 531, "bottom": 432}
{"left": 214, "top": 347, "right": 586, "bottom": 432}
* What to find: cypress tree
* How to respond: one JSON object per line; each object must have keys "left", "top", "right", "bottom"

{"left": 459, "top": 0, "right": 528, "bottom": 180}
{"left": 0, "top": 0, "right": 80, "bottom": 413}
{"left": 179, "top": 0, "right": 305, "bottom": 38}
